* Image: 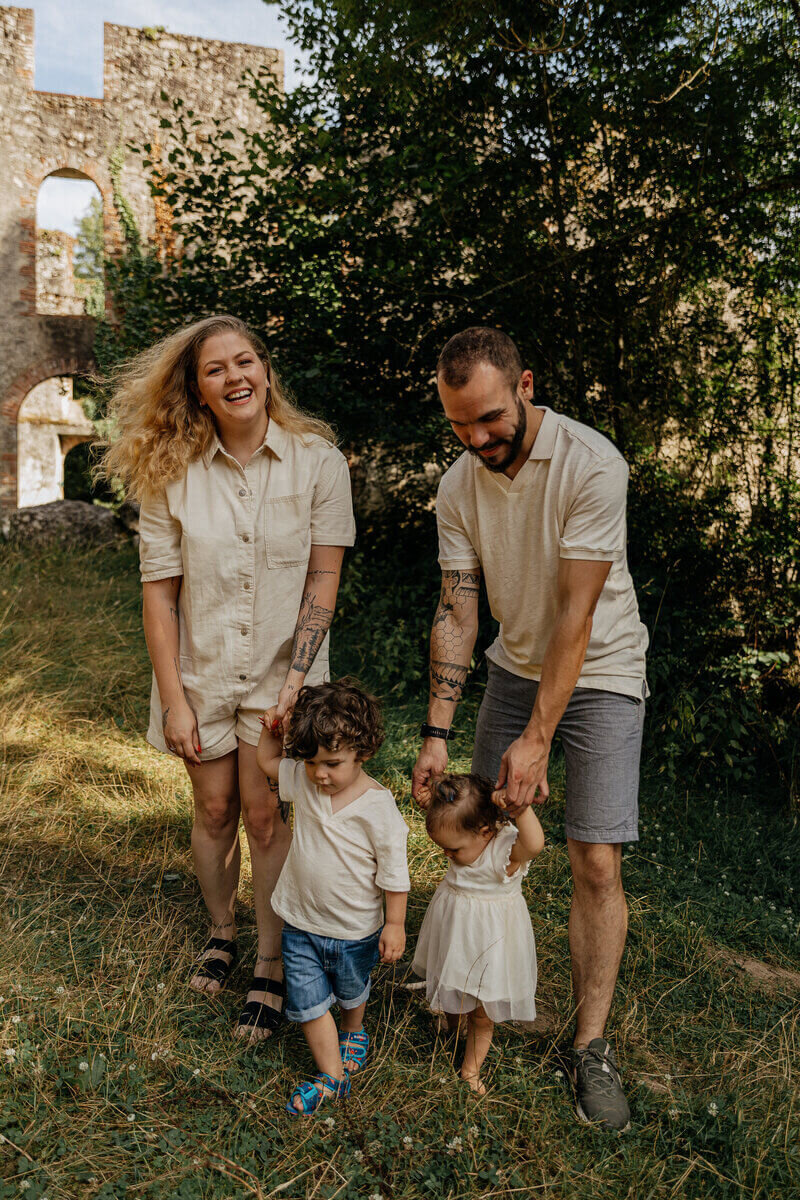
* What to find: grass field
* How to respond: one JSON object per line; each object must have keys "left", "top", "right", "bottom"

{"left": 0, "top": 543, "right": 798, "bottom": 1200}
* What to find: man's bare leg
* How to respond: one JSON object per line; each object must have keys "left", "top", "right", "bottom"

{"left": 567, "top": 840, "right": 627, "bottom": 1045}
{"left": 567, "top": 838, "right": 631, "bottom": 1131}
{"left": 185, "top": 751, "right": 241, "bottom": 993}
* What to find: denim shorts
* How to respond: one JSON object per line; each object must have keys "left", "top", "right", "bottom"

{"left": 472, "top": 659, "right": 645, "bottom": 844}
{"left": 282, "top": 923, "right": 381, "bottom": 1023}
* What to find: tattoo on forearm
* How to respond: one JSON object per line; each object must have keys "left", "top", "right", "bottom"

{"left": 441, "top": 569, "right": 480, "bottom": 606}
{"left": 290, "top": 590, "right": 334, "bottom": 674}
{"left": 268, "top": 777, "right": 290, "bottom": 824}
{"left": 172, "top": 656, "right": 184, "bottom": 693}
{"left": 430, "top": 659, "right": 469, "bottom": 702}
{"left": 161, "top": 706, "right": 169, "bottom": 732}
{"left": 428, "top": 570, "right": 479, "bottom": 705}
{"left": 169, "top": 606, "right": 179, "bottom": 624}
{"left": 307, "top": 569, "right": 337, "bottom": 577}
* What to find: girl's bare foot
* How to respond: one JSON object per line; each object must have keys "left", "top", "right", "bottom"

{"left": 460, "top": 1069, "right": 487, "bottom": 1094}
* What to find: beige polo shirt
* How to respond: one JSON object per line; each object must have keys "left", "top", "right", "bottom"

{"left": 436, "top": 407, "right": 648, "bottom": 698}
{"left": 272, "top": 758, "right": 410, "bottom": 940}
{"left": 139, "top": 421, "right": 356, "bottom": 756}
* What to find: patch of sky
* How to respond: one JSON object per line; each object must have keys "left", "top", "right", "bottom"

{"left": 28, "top": 0, "right": 310, "bottom": 97}
{"left": 37, "top": 176, "right": 100, "bottom": 236}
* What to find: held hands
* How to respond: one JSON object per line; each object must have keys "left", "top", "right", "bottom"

{"left": 379, "top": 922, "right": 406, "bottom": 963}
{"left": 411, "top": 738, "right": 449, "bottom": 804}
{"left": 162, "top": 698, "right": 202, "bottom": 766}
{"left": 258, "top": 705, "right": 283, "bottom": 737}
{"left": 496, "top": 730, "right": 551, "bottom": 815}
{"left": 276, "top": 679, "right": 301, "bottom": 726}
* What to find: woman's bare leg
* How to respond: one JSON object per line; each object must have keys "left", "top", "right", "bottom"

{"left": 236, "top": 740, "right": 292, "bottom": 1041}
{"left": 184, "top": 750, "right": 241, "bottom": 993}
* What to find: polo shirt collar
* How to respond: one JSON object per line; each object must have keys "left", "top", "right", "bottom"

{"left": 527, "top": 406, "right": 558, "bottom": 461}
{"left": 201, "top": 418, "right": 287, "bottom": 469}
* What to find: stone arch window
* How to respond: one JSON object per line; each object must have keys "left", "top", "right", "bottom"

{"left": 35, "top": 171, "right": 104, "bottom": 317}
{"left": 16, "top": 376, "right": 95, "bottom": 508}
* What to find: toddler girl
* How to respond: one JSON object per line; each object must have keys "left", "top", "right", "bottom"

{"left": 412, "top": 773, "right": 544, "bottom": 1093}
{"left": 257, "top": 679, "right": 409, "bottom": 1115}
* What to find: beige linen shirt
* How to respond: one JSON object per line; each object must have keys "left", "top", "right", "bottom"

{"left": 272, "top": 758, "right": 411, "bottom": 940}
{"left": 139, "top": 422, "right": 356, "bottom": 757}
{"left": 436, "top": 406, "right": 648, "bottom": 698}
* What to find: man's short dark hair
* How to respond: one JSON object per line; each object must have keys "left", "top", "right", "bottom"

{"left": 284, "top": 678, "right": 385, "bottom": 761}
{"left": 437, "top": 327, "right": 523, "bottom": 391}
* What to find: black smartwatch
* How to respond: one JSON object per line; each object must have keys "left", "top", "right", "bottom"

{"left": 420, "top": 723, "right": 453, "bottom": 741}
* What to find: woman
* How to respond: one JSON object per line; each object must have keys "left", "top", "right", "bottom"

{"left": 101, "top": 315, "right": 355, "bottom": 1042}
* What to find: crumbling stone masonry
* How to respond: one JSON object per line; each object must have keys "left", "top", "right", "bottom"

{"left": 0, "top": 6, "right": 282, "bottom": 509}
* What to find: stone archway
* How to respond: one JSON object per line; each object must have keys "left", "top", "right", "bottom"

{"left": 1, "top": 355, "right": 93, "bottom": 507}
{"left": 16, "top": 375, "right": 95, "bottom": 507}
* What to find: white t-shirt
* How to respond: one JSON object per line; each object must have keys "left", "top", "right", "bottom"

{"left": 436, "top": 406, "right": 649, "bottom": 699}
{"left": 271, "top": 758, "right": 410, "bottom": 941}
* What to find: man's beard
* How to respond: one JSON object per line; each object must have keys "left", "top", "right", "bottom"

{"left": 468, "top": 396, "right": 527, "bottom": 473}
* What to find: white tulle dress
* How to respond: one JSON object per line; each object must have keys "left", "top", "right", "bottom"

{"left": 411, "top": 825, "right": 537, "bottom": 1027}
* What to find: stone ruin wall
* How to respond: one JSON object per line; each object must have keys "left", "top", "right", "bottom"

{"left": 0, "top": 5, "right": 282, "bottom": 510}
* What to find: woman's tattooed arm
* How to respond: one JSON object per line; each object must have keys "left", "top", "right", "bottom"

{"left": 290, "top": 589, "right": 335, "bottom": 673}
{"left": 276, "top": 545, "right": 346, "bottom": 717}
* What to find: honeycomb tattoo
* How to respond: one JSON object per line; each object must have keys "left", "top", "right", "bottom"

{"left": 430, "top": 569, "right": 480, "bottom": 703}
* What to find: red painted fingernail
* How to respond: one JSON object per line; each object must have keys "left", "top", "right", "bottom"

{"left": 196, "top": 745, "right": 202, "bottom": 752}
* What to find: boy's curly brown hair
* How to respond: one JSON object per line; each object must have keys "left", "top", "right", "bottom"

{"left": 284, "top": 678, "right": 385, "bottom": 761}
{"left": 425, "top": 773, "right": 509, "bottom": 836}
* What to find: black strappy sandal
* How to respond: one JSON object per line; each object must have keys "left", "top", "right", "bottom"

{"left": 189, "top": 937, "right": 238, "bottom": 989}
{"left": 236, "top": 962, "right": 285, "bottom": 1038}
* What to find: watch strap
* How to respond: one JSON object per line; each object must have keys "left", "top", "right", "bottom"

{"left": 420, "top": 722, "right": 453, "bottom": 741}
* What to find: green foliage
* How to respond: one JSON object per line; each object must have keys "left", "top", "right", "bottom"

{"left": 94, "top": 0, "right": 800, "bottom": 800}
{"left": 73, "top": 196, "right": 103, "bottom": 281}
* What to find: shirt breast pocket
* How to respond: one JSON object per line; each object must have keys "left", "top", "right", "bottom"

{"left": 265, "top": 491, "right": 313, "bottom": 568}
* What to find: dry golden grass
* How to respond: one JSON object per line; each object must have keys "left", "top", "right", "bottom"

{"left": 0, "top": 543, "right": 798, "bottom": 1199}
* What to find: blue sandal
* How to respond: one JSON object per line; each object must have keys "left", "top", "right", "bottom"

{"left": 286, "top": 1070, "right": 350, "bottom": 1116}
{"left": 338, "top": 1028, "right": 369, "bottom": 1073}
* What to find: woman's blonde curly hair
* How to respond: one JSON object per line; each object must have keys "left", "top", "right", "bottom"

{"left": 98, "top": 314, "right": 335, "bottom": 501}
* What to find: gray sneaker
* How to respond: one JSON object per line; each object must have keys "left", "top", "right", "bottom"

{"left": 569, "top": 1038, "right": 631, "bottom": 1132}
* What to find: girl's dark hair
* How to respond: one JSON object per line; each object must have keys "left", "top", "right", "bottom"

{"left": 284, "top": 678, "right": 384, "bottom": 761}
{"left": 425, "top": 773, "right": 509, "bottom": 836}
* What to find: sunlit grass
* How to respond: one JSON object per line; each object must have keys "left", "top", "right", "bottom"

{"left": 0, "top": 543, "right": 798, "bottom": 1199}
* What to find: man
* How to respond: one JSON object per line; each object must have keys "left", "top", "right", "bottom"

{"left": 412, "top": 327, "right": 648, "bottom": 1132}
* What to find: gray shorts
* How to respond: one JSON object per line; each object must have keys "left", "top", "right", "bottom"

{"left": 472, "top": 660, "right": 645, "bottom": 844}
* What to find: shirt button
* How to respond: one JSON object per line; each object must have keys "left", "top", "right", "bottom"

{"left": 239, "top": 488, "right": 247, "bottom": 497}
{"left": 241, "top": 533, "right": 250, "bottom": 543}
{"left": 239, "top": 674, "right": 247, "bottom": 681}
{"left": 241, "top": 627, "right": 248, "bottom": 636}
{"left": 243, "top": 581, "right": 251, "bottom": 590}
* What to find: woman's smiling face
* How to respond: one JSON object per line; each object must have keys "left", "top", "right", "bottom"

{"left": 195, "top": 332, "right": 270, "bottom": 435}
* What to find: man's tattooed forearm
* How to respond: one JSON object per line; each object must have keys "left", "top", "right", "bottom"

{"left": 430, "top": 659, "right": 469, "bottom": 702}
{"left": 290, "top": 590, "right": 334, "bottom": 674}
{"left": 439, "top": 569, "right": 480, "bottom": 614}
